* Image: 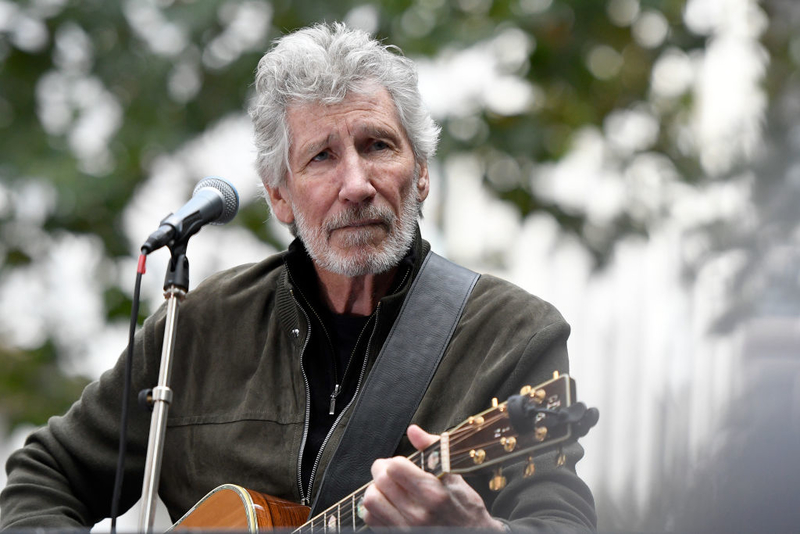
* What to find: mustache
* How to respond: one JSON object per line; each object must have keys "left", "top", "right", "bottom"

{"left": 325, "top": 204, "right": 396, "bottom": 235}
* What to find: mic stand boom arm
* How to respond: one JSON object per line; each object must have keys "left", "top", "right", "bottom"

{"left": 138, "top": 240, "right": 191, "bottom": 533}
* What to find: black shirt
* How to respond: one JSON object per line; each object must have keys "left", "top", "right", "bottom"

{"left": 284, "top": 238, "right": 415, "bottom": 497}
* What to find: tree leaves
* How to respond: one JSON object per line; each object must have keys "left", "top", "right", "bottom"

{"left": 0, "top": 0, "right": 788, "bottom": 430}
{"left": 0, "top": 342, "right": 90, "bottom": 430}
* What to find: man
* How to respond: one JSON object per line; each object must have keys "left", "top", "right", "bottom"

{"left": 0, "top": 23, "right": 595, "bottom": 531}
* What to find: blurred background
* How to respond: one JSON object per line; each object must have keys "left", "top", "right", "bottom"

{"left": 1, "top": 0, "right": 799, "bottom": 530}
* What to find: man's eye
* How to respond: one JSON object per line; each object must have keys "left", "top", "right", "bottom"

{"left": 372, "top": 141, "right": 389, "bottom": 151}
{"left": 311, "top": 151, "right": 330, "bottom": 162}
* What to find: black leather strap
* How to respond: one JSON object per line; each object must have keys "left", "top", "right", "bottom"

{"left": 310, "top": 251, "right": 480, "bottom": 515}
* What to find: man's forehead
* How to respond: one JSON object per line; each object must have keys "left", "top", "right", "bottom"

{"left": 296, "top": 122, "right": 400, "bottom": 142}
{"left": 287, "top": 93, "right": 406, "bottom": 151}
{"left": 287, "top": 89, "right": 397, "bottom": 124}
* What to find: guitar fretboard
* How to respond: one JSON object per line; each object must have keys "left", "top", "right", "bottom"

{"left": 292, "top": 440, "right": 447, "bottom": 533}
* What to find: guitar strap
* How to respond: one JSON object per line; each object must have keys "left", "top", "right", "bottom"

{"left": 309, "top": 250, "right": 480, "bottom": 515}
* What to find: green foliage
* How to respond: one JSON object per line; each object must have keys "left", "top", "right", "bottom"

{"left": 0, "top": 0, "right": 695, "bottom": 433}
{"left": 0, "top": 342, "right": 91, "bottom": 429}
{"left": 0, "top": 0, "right": 700, "bottom": 266}
{"left": 104, "top": 286, "right": 151, "bottom": 323}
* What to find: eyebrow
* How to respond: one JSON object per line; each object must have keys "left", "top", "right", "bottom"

{"left": 293, "top": 123, "right": 405, "bottom": 164}
{"left": 357, "top": 124, "right": 402, "bottom": 144}
{"left": 296, "top": 133, "right": 336, "bottom": 163}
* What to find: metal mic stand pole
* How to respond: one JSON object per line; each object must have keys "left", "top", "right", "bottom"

{"left": 138, "top": 242, "right": 190, "bottom": 533}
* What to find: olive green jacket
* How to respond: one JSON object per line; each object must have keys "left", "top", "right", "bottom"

{"left": 0, "top": 235, "right": 595, "bottom": 531}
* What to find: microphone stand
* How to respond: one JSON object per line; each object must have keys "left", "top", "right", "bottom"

{"left": 138, "top": 240, "right": 190, "bottom": 533}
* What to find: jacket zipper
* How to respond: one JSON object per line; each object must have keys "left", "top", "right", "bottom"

{"left": 306, "top": 266, "right": 411, "bottom": 495}
{"left": 330, "top": 311, "right": 374, "bottom": 415}
{"left": 289, "top": 286, "right": 314, "bottom": 506}
{"left": 305, "top": 304, "right": 381, "bottom": 502}
{"left": 287, "top": 272, "right": 344, "bottom": 413}
{"left": 288, "top": 277, "right": 370, "bottom": 506}
{"left": 288, "top": 263, "right": 410, "bottom": 506}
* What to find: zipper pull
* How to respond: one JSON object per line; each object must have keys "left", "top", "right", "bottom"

{"left": 329, "top": 384, "right": 341, "bottom": 415}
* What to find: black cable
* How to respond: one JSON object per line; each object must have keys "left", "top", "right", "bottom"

{"left": 110, "top": 254, "right": 146, "bottom": 532}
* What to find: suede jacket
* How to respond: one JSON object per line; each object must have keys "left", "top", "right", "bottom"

{"left": 0, "top": 235, "right": 596, "bottom": 531}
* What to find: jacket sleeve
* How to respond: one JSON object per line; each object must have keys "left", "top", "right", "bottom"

{"left": 407, "top": 273, "right": 597, "bottom": 532}
{"left": 0, "top": 314, "right": 162, "bottom": 529}
{"left": 484, "top": 318, "right": 597, "bottom": 533}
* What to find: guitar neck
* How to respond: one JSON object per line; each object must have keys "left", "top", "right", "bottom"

{"left": 293, "top": 443, "right": 445, "bottom": 533}
{"left": 291, "top": 374, "right": 591, "bottom": 533}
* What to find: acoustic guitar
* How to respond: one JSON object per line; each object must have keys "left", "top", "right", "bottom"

{"left": 170, "top": 372, "right": 598, "bottom": 532}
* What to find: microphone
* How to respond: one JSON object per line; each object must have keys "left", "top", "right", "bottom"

{"left": 141, "top": 177, "right": 239, "bottom": 255}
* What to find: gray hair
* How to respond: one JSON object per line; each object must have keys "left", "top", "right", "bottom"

{"left": 249, "top": 22, "right": 440, "bottom": 191}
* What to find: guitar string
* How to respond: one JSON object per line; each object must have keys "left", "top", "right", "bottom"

{"left": 297, "top": 404, "right": 563, "bottom": 533}
{"left": 299, "top": 411, "right": 515, "bottom": 531}
{"left": 298, "top": 447, "right": 432, "bottom": 533}
{"left": 297, "top": 417, "right": 500, "bottom": 533}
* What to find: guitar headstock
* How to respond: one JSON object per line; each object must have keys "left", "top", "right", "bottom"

{"left": 441, "top": 373, "right": 597, "bottom": 485}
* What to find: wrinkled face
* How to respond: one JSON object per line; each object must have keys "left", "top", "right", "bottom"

{"left": 266, "top": 86, "right": 429, "bottom": 276}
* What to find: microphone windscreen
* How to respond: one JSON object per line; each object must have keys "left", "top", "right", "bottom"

{"left": 194, "top": 176, "right": 239, "bottom": 225}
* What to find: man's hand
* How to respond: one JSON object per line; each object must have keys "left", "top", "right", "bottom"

{"left": 361, "top": 424, "right": 506, "bottom": 530}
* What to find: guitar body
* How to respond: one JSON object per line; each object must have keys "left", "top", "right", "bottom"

{"left": 170, "top": 484, "right": 310, "bottom": 531}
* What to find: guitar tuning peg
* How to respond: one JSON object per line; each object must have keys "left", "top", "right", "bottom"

{"left": 556, "top": 448, "right": 566, "bottom": 467}
{"left": 468, "top": 415, "right": 485, "bottom": 426}
{"left": 470, "top": 448, "right": 486, "bottom": 465}
{"left": 489, "top": 468, "right": 507, "bottom": 491}
{"left": 524, "top": 456, "right": 535, "bottom": 478}
{"left": 500, "top": 436, "right": 517, "bottom": 452}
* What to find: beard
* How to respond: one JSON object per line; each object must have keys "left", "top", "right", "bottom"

{"left": 291, "top": 179, "right": 420, "bottom": 277}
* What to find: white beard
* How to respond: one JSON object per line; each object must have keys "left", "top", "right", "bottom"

{"left": 292, "top": 181, "right": 420, "bottom": 277}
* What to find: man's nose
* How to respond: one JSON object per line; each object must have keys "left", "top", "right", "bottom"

{"left": 338, "top": 152, "right": 376, "bottom": 204}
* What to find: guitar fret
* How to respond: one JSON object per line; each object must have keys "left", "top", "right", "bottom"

{"left": 304, "top": 489, "right": 369, "bottom": 534}
{"left": 356, "top": 489, "right": 366, "bottom": 526}
{"left": 416, "top": 443, "right": 443, "bottom": 476}
{"left": 440, "top": 431, "right": 450, "bottom": 473}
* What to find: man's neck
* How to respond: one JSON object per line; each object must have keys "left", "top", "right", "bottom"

{"left": 314, "top": 265, "right": 398, "bottom": 316}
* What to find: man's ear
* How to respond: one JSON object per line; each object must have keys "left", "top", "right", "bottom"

{"left": 416, "top": 161, "right": 430, "bottom": 202}
{"left": 265, "top": 183, "right": 295, "bottom": 224}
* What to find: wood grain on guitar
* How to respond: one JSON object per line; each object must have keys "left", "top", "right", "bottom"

{"left": 169, "top": 484, "right": 309, "bottom": 531}
{"left": 169, "top": 373, "right": 598, "bottom": 532}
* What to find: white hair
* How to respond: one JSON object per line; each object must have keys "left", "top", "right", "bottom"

{"left": 249, "top": 22, "right": 440, "bottom": 192}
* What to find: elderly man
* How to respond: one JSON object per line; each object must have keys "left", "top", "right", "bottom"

{"left": 0, "top": 23, "right": 595, "bottom": 531}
